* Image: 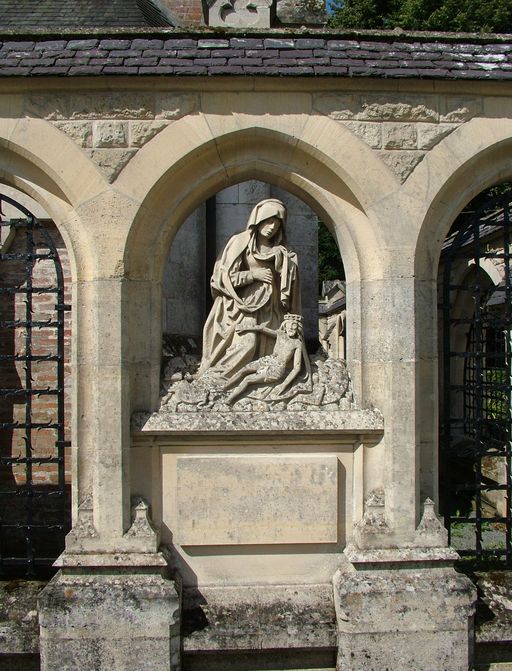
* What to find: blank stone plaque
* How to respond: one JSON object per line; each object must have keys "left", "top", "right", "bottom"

{"left": 176, "top": 455, "right": 338, "bottom": 545}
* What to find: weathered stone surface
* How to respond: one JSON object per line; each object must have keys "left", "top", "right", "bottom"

{"left": 382, "top": 122, "right": 418, "bottom": 150}
{"left": 39, "top": 571, "right": 181, "bottom": 671}
{"left": 417, "top": 122, "right": 458, "bottom": 149}
{"left": 377, "top": 149, "right": 425, "bottom": 182}
{"left": 360, "top": 94, "right": 438, "bottom": 122}
{"left": 86, "top": 148, "right": 137, "bottom": 182}
{"left": 313, "top": 93, "right": 359, "bottom": 119}
{"left": 52, "top": 120, "right": 92, "bottom": 146}
{"left": 69, "top": 92, "right": 154, "bottom": 119}
{"left": 277, "top": 0, "right": 327, "bottom": 25}
{"left": 130, "top": 119, "right": 168, "bottom": 146}
{"left": 334, "top": 564, "right": 476, "bottom": 671}
{"left": 93, "top": 120, "right": 128, "bottom": 148}
{"left": 476, "top": 570, "right": 512, "bottom": 668}
{"left": 183, "top": 583, "right": 336, "bottom": 652}
{"left": 341, "top": 120, "right": 382, "bottom": 148}
{"left": 176, "top": 455, "right": 338, "bottom": 545}
{"left": 440, "top": 95, "right": 483, "bottom": 122}
{"left": 25, "top": 93, "right": 69, "bottom": 120}
{"left": 314, "top": 93, "right": 439, "bottom": 123}
{"left": 477, "top": 571, "right": 512, "bottom": 623}
{"left": 0, "top": 581, "right": 44, "bottom": 655}
{"left": 155, "top": 92, "right": 199, "bottom": 120}
{"left": 133, "top": 407, "right": 384, "bottom": 433}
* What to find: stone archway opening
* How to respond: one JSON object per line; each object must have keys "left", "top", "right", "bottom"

{"left": 160, "top": 178, "right": 349, "bottom": 407}
{"left": 438, "top": 181, "right": 512, "bottom": 566}
{"left": 0, "top": 187, "right": 72, "bottom": 577}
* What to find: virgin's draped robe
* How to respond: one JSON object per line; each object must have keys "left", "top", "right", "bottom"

{"left": 198, "top": 199, "right": 301, "bottom": 379}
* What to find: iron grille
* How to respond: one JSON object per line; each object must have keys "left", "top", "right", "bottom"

{"left": 441, "top": 192, "right": 512, "bottom": 565}
{"left": 0, "top": 194, "right": 70, "bottom": 577}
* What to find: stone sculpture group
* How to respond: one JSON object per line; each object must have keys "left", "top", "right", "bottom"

{"left": 159, "top": 199, "right": 351, "bottom": 412}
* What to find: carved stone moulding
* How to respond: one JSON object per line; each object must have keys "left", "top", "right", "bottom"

{"left": 133, "top": 407, "right": 384, "bottom": 434}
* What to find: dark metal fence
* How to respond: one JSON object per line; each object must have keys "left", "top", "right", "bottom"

{"left": 441, "top": 193, "right": 512, "bottom": 565}
{"left": 0, "top": 195, "right": 70, "bottom": 577}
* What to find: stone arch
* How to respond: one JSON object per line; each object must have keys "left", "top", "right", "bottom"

{"left": 119, "top": 114, "right": 397, "bottom": 283}
{"left": 0, "top": 119, "right": 117, "bottom": 529}
{"left": 407, "top": 119, "right": 512, "bottom": 505}
{"left": 409, "top": 118, "right": 512, "bottom": 280}
{"left": 118, "top": 116, "right": 392, "bottom": 410}
{"left": 0, "top": 119, "right": 108, "bottom": 280}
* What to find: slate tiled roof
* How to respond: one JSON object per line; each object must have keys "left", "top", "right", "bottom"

{"left": 0, "top": 0, "right": 176, "bottom": 28}
{"left": 0, "top": 29, "right": 511, "bottom": 78}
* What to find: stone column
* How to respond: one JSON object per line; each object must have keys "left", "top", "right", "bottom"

{"left": 38, "top": 195, "right": 180, "bottom": 670}
{"left": 335, "top": 257, "right": 476, "bottom": 670}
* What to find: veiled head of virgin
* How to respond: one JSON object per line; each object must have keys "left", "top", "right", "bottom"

{"left": 246, "top": 199, "right": 287, "bottom": 244}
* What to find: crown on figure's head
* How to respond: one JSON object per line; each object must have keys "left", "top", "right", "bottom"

{"left": 284, "top": 313, "right": 303, "bottom": 324}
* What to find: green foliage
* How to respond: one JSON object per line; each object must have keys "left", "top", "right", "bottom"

{"left": 318, "top": 221, "right": 345, "bottom": 293}
{"left": 328, "top": 0, "right": 512, "bottom": 32}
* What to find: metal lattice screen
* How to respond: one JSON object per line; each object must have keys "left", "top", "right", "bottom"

{"left": 0, "top": 194, "right": 70, "bottom": 577}
{"left": 441, "top": 191, "right": 512, "bottom": 565}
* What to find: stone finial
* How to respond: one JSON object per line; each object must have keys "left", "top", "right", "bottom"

{"left": 415, "top": 497, "right": 449, "bottom": 548}
{"left": 66, "top": 495, "right": 99, "bottom": 549}
{"left": 207, "top": 0, "right": 274, "bottom": 28}
{"left": 125, "top": 497, "right": 158, "bottom": 540}
{"left": 352, "top": 488, "right": 392, "bottom": 549}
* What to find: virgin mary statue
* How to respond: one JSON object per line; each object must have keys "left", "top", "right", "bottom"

{"left": 198, "top": 198, "right": 301, "bottom": 380}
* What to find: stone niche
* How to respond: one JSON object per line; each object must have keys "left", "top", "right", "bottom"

{"left": 206, "top": 0, "right": 275, "bottom": 28}
{"left": 135, "top": 168, "right": 384, "bottom": 647}
{"left": 132, "top": 183, "right": 385, "bottom": 586}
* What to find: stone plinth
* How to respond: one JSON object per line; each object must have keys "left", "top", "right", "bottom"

{"left": 334, "top": 548, "right": 476, "bottom": 671}
{"left": 132, "top": 409, "right": 383, "bottom": 586}
{"left": 38, "top": 557, "right": 181, "bottom": 671}
{"left": 133, "top": 407, "right": 383, "bottom": 434}
{"left": 182, "top": 583, "right": 337, "bottom": 664}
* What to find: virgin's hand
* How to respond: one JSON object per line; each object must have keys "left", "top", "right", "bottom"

{"left": 252, "top": 268, "right": 273, "bottom": 284}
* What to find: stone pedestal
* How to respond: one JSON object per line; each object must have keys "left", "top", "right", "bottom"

{"left": 38, "top": 499, "right": 181, "bottom": 671}
{"left": 38, "top": 557, "right": 181, "bottom": 671}
{"left": 334, "top": 546, "right": 476, "bottom": 671}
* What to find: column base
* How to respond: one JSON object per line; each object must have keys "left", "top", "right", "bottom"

{"left": 38, "top": 555, "right": 181, "bottom": 671}
{"left": 334, "top": 547, "right": 476, "bottom": 671}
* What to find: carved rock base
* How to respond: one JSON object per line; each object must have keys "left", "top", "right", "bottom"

{"left": 334, "top": 552, "right": 476, "bottom": 671}
{"left": 38, "top": 569, "right": 181, "bottom": 671}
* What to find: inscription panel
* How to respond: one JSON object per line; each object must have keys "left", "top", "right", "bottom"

{"left": 175, "top": 455, "right": 338, "bottom": 545}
